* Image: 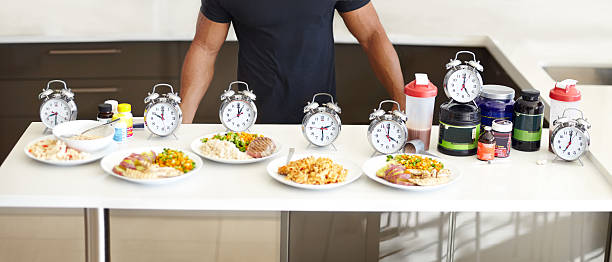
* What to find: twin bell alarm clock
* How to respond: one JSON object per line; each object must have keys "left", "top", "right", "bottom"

{"left": 144, "top": 83, "right": 183, "bottom": 137}
{"left": 443, "top": 51, "right": 484, "bottom": 103}
{"left": 550, "top": 108, "right": 591, "bottom": 164}
{"left": 302, "top": 93, "right": 342, "bottom": 147}
{"left": 38, "top": 80, "right": 77, "bottom": 130}
{"left": 367, "top": 100, "right": 408, "bottom": 154}
{"left": 219, "top": 81, "right": 257, "bottom": 132}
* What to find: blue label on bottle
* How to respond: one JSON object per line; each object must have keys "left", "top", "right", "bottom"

{"left": 113, "top": 127, "right": 126, "bottom": 142}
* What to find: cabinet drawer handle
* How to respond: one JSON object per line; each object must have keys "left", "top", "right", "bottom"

{"left": 48, "top": 49, "right": 122, "bottom": 55}
{"left": 71, "top": 87, "right": 119, "bottom": 93}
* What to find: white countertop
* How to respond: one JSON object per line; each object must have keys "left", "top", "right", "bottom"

{"left": 0, "top": 123, "right": 611, "bottom": 212}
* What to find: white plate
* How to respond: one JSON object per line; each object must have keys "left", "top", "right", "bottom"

{"left": 362, "top": 154, "right": 461, "bottom": 191}
{"left": 266, "top": 153, "right": 362, "bottom": 190}
{"left": 100, "top": 147, "right": 203, "bottom": 185}
{"left": 24, "top": 135, "right": 117, "bottom": 166}
{"left": 190, "top": 132, "right": 282, "bottom": 164}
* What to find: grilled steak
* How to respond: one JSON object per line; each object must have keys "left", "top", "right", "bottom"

{"left": 246, "top": 137, "right": 276, "bottom": 158}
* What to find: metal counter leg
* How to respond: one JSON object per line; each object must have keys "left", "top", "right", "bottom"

{"left": 281, "top": 211, "right": 289, "bottom": 262}
{"left": 605, "top": 212, "right": 612, "bottom": 262}
{"left": 84, "top": 208, "right": 105, "bottom": 262}
{"left": 446, "top": 212, "right": 457, "bottom": 262}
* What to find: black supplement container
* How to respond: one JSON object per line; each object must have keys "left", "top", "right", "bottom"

{"left": 97, "top": 103, "right": 113, "bottom": 123}
{"left": 438, "top": 101, "right": 481, "bottom": 156}
{"left": 512, "top": 89, "right": 545, "bottom": 152}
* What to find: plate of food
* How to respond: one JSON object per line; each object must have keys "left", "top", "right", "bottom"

{"left": 362, "top": 154, "right": 460, "bottom": 191}
{"left": 191, "top": 132, "right": 281, "bottom": 164}
{"left": 266, "top": 153, "right": 362, "bottom": 190}
{"left": 24, "top": 135, "right": 117, "bottom": 166}
{"left": 100, "top": 147, "right": 203, "bottom": 185}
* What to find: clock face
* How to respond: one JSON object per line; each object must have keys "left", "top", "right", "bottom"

{"left": 370, "top": 120, "right": 406, "bottom": 154}
{"left": 221, "top": 100, "right": 255, "bottom": 132}
{"left": 145, "top": 103, "right": 180, "bottom": 136}
{"left": 40, "top": 98, "right": 72, "bottom": 128}
{"left": 303, "top": 112, "right": 340, "bottom": 146}
{"left": 552, "top": 126, "right": 587, "bottom": 161}
{"left": 445, "top": 68, "right": 482, "bottom": 103}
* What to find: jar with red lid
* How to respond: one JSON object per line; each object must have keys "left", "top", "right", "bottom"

{"left": 404, "top": 73, "right": 438, "bottom": 150}
{"left": 549, "top": 79, "right": 581, "bottom": 150}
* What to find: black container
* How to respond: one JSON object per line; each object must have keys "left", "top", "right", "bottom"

{"left": 512, "top": 89, "right": 545, "bottom": 152}
{"left": 438, "top": 101, "right": 481, "bottom": 156}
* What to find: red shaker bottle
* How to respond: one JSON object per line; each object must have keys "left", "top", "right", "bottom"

{"left": 404, "top": 73, "right": 438, "bottom": 150}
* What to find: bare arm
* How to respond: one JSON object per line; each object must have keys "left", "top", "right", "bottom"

{"left": 180, "top": 13, "right": 230, "bottom": 123}
{"left": 339, "top": 2, "right": 405, "bottom": 109}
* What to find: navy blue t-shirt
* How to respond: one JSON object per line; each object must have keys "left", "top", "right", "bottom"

{"left": 201, "top": 0, "right": 370, "bottom": 124}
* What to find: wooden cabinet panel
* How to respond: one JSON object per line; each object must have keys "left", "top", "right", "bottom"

{"left": 0, "top": 117, "right": 37, "bottom": 164}
{"left": 0, "top": 42, "right": 181, "bottom": 79}
{"left": 0, "top": 79, "right": 179, "bottom": 119}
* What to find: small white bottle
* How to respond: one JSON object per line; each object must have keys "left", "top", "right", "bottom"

{"left": 104, "top": 99, "right": 119, "bottom": 114}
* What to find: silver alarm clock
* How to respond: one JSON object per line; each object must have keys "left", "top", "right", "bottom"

{"left": 443, "top": 51, "right": 484, "bottom": 103}
{"left": 367, "top": 100, "right": 408, "bottom": 154}
{"left": 302, "top": 93, "right": 341, "bottom": 147}
{"left": 144, "top": 83, "right": 182, "bottom": 138}
{"left": 38, "top": 80, "right": 77, "bottom": 131}
{"left": 550, "top": 108, "right": 591, "bottom": 165}
{"left": 219, "top": 81, "right": 257, "bottom": 132}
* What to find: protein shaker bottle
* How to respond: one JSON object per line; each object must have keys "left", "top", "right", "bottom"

{"left": 404, "top": 73, "right": 438, "bottom": 150}
{"left": 549, "top": 79, "right": 581, "bottom": 151}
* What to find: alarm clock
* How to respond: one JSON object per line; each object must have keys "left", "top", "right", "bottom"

{"left": 302, "top": 93, "right": 341, "bottom": 147}
{"left": 219, "top": 81, "right": 257, "bottom": 132}
{"left": 443, "top": 51, "right": 484, "bottom": 103}
{"left": 550, "top": 108, "right": 591, "bottom": 164}
{"left": 38, "top": 80, "right": 77, "bottom": 130}
{"left": 367, "top": 100, "right": 408, "bottom": 154}
{"left": 144, "top": 83, "right": 182, "bottom": 137}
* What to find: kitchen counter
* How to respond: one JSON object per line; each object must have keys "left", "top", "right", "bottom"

{"left": 1, "top": 123, "right": 611, "bottom": 212}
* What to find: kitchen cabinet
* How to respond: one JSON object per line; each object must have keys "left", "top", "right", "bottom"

{"left": 0, "top": 208, "right": 85, "bottom": 262}
{"left": 0, "top": 42, "right": 182, "bottom": 164}
{"left": 0, "top": 42, "right": 180, "bottom": 79}
{"left": 0, "top": 117, "right": 37, "bottom": 166}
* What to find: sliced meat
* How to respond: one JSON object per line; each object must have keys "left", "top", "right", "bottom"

{"left": 246, "top": 137, "right": 276, "bottom": 158}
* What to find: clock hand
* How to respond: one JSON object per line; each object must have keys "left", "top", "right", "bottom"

{"left": 153, "top": 113, "right": 163, "bottom": 119}
{"left": 320, "top": 128, "right": 324, "bottom": 141}
{"left": 54, "top": 113, "right": 58, "bottom": 126}
{"left": 564, "top": 131, "right": 573, "bottom": 152}
{"left": 462, "top": 74, "right": 467, "bottom": 90}
{"left": 236, "top": 104, "right": 243, "bottom": 117}
{"left": 47, "top": 112, "right": 56, "bottom": 119}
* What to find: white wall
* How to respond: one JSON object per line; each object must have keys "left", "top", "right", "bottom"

{"left": 0, "top": 0, "right": 611, "bottom": 42}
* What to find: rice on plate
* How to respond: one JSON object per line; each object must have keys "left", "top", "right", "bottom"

{"left": 200, "top": 139, "right": 252, "bottom": 160}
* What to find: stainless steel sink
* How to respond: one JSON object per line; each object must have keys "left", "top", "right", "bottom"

{"left": 543, "top": 66, "right": 612, "bottom": 85}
